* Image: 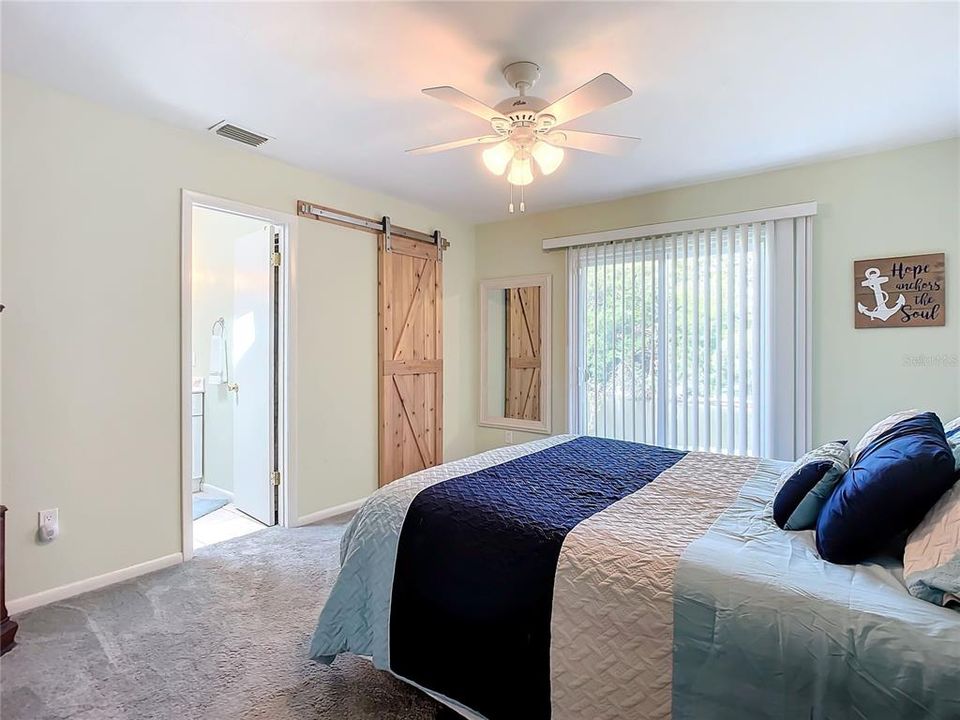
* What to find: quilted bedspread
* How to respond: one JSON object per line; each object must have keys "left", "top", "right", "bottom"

{"left": 309, "top": 435, "right": 756, "bottom": 719}
{"left": 309, "top": 435, "right": 960, "bottom": 719}
{"left": 673, "top": 463, "right": 960, "bottom": 719}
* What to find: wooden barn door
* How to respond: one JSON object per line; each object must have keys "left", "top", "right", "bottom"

{"left": 504, "top": 287, "right": 541, "bottom": 422}
{"left": 379, "top": 235, "right": 443, "bottom": 486}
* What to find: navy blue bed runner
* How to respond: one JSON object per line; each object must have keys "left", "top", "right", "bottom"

{"left": 389, "top": 436, "right": 686, "bottom": 719}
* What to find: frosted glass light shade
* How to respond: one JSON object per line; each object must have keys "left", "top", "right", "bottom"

{"left": 507, "top": 154, "right": 534, "bottom": 186}
{"left": 482, "top": 141, "right": 514, "bottom": 176}
{"left": 532, "top": 141, "right": 564, "bottom": 175}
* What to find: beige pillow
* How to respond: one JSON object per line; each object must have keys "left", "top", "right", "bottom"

{"left": 904, "top": 482, "right": 960, "bottom": 608}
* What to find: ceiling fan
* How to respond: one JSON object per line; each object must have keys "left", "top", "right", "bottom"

{"left": 407, "top": 61, "right": 640, "bottom": 213}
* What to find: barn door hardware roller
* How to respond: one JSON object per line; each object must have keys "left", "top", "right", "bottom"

{"left": 297, "top": 201, "right": 449, "bottom": 260}
{"left": 382, "top": 216, "right": 392, "bottom": 253}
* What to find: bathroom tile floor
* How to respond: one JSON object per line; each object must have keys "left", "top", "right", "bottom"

{"left": 194, "top": 499, "right": 266, "bottom": 550}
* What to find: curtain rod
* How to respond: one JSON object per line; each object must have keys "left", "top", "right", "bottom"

{"left": 542, "top": 201, "right": 818, "bottom": 251}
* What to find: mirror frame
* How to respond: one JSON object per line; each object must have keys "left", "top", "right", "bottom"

{"left": 478, "top": 273, "right": 552, "bottom": 434}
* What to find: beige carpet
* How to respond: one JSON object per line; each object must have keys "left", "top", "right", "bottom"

{"left": 0, "top": 517, "right": 443, "bottom": 720}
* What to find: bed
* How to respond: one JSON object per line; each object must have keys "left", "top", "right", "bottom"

{"left": 309, "top": 435, "right": 960, "bottom": 719}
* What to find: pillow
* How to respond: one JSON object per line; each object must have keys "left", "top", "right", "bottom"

{"left": 851, "top": 409, "right": 919, "bottom": 463}
{"left": 772, "top": 441, "right": 850, "bottom": 530}
{"left": 816, "top": 412, "right": 956, "bottom": 565}
{"left": 904, "top": 482, "right": 960, "bottom": 608}
{"left": 944, "top": 416, "right": 960, "bottom": 471}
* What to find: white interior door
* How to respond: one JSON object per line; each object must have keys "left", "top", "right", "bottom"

{"left": 231, "top": 226, "right": 276, "bottom": 525}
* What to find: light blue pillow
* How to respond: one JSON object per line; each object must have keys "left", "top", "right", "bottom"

{"left": 772, "top": 440, "right": 850, "bottom": 530}
{"left": 944, "top": 416, "right": 960, "bottom": 471}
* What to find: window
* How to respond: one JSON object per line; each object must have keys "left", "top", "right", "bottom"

{"left": 563, "top": 207, "right": 814, "bottom": 459}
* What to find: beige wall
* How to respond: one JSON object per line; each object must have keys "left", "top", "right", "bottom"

{"left": 1, "top": 75, "right": 477, "bottom": 601}
{"left": 3, "top": 71, "right": 956, "bottom": 605}
{"left": 476, "top": 138, "right": 960, "bottom": 452}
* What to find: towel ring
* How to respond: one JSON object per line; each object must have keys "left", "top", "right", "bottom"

{"left": 211, "top": 317, "right": 225, "bottom": 336}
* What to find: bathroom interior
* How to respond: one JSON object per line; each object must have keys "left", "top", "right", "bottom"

{"left": 191, "top": 206, "right": 274, "bottom": 550}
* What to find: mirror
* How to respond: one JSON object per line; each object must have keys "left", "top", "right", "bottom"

{"left": 479, "top": 275, "right": 551, "bottom": 434}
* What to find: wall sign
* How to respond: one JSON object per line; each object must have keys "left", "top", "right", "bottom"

{"left": 854, "top": 253, "right": 945, "bottom": 329}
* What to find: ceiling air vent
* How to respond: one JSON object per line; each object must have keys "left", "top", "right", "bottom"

{"left": 209, "top": 121, "right": 270, "bottom": 147}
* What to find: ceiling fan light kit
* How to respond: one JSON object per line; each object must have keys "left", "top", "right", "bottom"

{"left": 532, "top": 140, "right": 564, "bottom": 175}
{"left": 482, "top": 140, "right": 514, "bottom": 176}
{"left": 507, "top": 151, "right": 534, "bottom": 187}
{"left": 408, "top": 61, "right": 641, "bottom": 214}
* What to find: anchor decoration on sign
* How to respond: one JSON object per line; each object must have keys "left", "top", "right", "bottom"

{"left": 857, "top": 267, "right": 905, "bottom": 322}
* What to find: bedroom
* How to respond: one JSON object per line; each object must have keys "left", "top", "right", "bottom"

{"left": 0, "top": 1, "right": 958, "bottom": 719}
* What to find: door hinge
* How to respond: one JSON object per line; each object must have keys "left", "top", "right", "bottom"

{"left": 271, "top": 470, "right": 281, "bottom": 487}
{"left": 271, "top": 251, "right": 282, "bottom": 267}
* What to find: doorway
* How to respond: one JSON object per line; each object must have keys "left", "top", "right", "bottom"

{"left": 181, "top": 191, "right": 297, "bottom": 559}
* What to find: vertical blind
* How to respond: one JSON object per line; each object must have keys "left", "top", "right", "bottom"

{"left": 569, "top": 223, "right": 769, "bottom": 455}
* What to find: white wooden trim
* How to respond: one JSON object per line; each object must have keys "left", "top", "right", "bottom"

{"left": 542, "top": 202, "right": 818, "bottom": 250}
{"left": 478, "top": 274, "right": 552, "bottom": 434}
{"left": 180, "top": 192, "right": 194, "bottom": 561}
{"left": 180, "top": 190, "right": 299, "bottom": 565}
{"left": 7, "top": 553, "right": 183, "bottom": 615}
{"left": 201, "top": 483, "right": 235, "bottom": 501}
{"left": 296, "top": 497, "right": 368, "bottom": 526}
{"left": 282, "top": 206, "right": 299, "bottom": 531}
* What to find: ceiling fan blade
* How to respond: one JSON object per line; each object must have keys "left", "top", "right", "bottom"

{"left": 551, "top": 129, "right": 642, "bottom": 155}
{"left": 406, "top": 135, "right": 503, "bottom": 156}
{"left": 540, "top": 73, "right": 632, "bottom": 126}
{"left": 422, "top": 86, "right": 504, "bottom": 122}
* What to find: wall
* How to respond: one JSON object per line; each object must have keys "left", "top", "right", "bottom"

{"left": 475, "top": 138, "right": 960, "bottom": 452}
{"left": 1, "top": 74, "right": 477, "bottom": 601}
{"left": 294, "top": 219, "right": 380, "bottom": 515}
{"left": 191, "top": 208, "right": 267, "bottom": 495}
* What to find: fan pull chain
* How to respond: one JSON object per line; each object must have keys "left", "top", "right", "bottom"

{"left": 520, "top": 184, "right": 525, "bottom": 213}
{"left": 508, "top": 183, "right": 515, "bottom": 214}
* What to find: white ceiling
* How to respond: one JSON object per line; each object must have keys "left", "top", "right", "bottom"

{"left": 2, "top": 2, "right": 957, "bottom": 222}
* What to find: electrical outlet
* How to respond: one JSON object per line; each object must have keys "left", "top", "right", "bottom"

{"left": 504, "top": 430, "right": 514, "bottom": 444}
{"left": 38, "top": 508, "right": 59, "bottom": 543}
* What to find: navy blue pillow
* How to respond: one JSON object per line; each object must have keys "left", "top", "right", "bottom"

{"left": 773, "top": 440, "right": 849, "bottom": 530}
{"left": 816, "top": 412, "right": 956, "bottom": 565}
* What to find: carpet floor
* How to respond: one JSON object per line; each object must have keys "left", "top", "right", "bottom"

{"left": 0, "top": 517, "right": 443, "bottom": 720}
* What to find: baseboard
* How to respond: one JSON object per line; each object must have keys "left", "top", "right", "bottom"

{"left": 7, "top": 552, "right": 183, "bottom": 615}
{"left": 200, "top": 483, "right": 234, "bottom": 501}
{"left": 297, "top": 497, "right": 367, "bottom": 526}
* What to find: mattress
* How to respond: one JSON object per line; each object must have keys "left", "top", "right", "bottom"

{"left": 309, "top": 435, "right": 960, "bottom": 719}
